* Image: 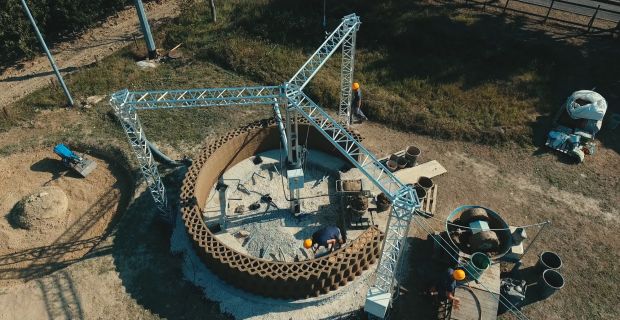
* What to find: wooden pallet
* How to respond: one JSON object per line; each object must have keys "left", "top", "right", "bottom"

{"left": 419, "top": 184, "right": 438, "bottom": 216}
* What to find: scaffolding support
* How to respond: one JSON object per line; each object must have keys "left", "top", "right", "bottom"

{"left": 338, "top": 30, "right": 357, "bottom": 125}
{"left": 110, "top": 13, "right": 415, "bottom": 318}
{"left": 133, "top": 0, "right": 157, "bottom": 59}
{"left": 19, "top": 0, "right": 74, "bottom": 107}
{"left": 289, "top": 14, "right": 360, "bottom": 90}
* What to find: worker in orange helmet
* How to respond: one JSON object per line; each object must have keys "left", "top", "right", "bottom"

{"left": 428, "top": 268, "right": 465, "bottom": 310}
{"left": 303, "top": 226, "right": 344, "bottom": 253}
{"left": 351, "top": 82, "right": 368, "bottom": 123}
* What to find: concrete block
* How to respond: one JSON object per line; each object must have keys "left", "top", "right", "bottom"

{"left": 365, "top": 288, "right": 391, "bottom": 318}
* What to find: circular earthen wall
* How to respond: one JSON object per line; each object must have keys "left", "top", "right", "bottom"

{"left": 180, "top": 119, "right": 384, "bottom": 299}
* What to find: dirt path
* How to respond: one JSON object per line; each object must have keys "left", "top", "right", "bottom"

{"left": 0, "top": 0, "right": 180, "bottom": 108}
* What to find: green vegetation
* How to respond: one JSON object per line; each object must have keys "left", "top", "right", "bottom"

{"left": 162, "top": 0, "right": 619, "bottom": 144}
{"left": 4, "top": 0, "right": 619, "bottom": 145}
{"left": 0, "top": 0, "right": 131, "bottom": 65}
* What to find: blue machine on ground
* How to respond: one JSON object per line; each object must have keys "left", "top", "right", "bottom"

{"left": 53, "top": 144, "right": 97, "bottom": 177}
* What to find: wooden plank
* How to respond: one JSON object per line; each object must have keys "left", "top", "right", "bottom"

{"left": 394, "top": 160, "right": 447, "bottom": 184}
{"left": 430, "top": 184, "right": 438, "bottom": 213}
{"left": 466, "top": 262, "right": 501, "bottom": 295}
{"left": 450, "top": 287, "right": 499, "bottom": 320}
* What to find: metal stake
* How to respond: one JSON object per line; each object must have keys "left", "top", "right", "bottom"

{"left": 587, "top": 5, "right": 601, "bottom": 33}
{"left": 544, "top": 0, "right": 555, "bottom": 24}
{"left": 134, "top": 0, "right": 157, "bottom": 59}
{"left": 20, "top": 0, "right": 74, "bottom": 107}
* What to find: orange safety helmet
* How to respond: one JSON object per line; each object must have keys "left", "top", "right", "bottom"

{"left": 303, "top": 239, "right": 313, "bottom": 249}
{"left": 352, "top": 82, "right": 360, "bottom": 90}
{"left": 453, "top": 269, "right": 466, "bottom": 281}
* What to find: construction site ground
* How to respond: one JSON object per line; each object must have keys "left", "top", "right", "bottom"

{"left": 0, "top": 0, "right": 619, "bottom": 319}
{"left": 0, "top": 110, "right": 617, "bottom": 319}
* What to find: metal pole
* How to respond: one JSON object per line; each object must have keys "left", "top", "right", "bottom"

{"left": 520, "top": 220, "right": 550, "bottom": 259}
{"left": 587, "top": 5, "right": 601, "bottom": 33}
{"left": 503, "top": 0, "right": 511, "bottom": 14}
{"left": 544, "top": 0, "right": 555, "bottom": 23}
{"left": 20, "top": 0, "right": 74, "bottom": 107}
{"left": 134, "top": 0, "right": 157, "bottom": 59}
{"left": 217, "top": 178, "right": 229, "bottom": 231}
{"left": 273, "top": 100, "right": 289, "bottom": 157}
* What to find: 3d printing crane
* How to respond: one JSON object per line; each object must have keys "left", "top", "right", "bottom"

{"left": 109, "top": 14, "right": 419, "bottom": 318}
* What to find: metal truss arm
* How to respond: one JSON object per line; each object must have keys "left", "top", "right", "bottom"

{"left": 110, "top": 91, "right": 170, "bottom": 219}
{"left": 286, "top": 89, "right": 408, "bottom": 200}
{"left": 286, "top": 88, "right": 419, "bottom": 317}
{"left": 338, "top": 30, "right": 357, "bottom": 125}
{"left": 288, "top": 14, "right": 360, "bottom": 90}
{"left": 112, "top": 85, "right": 284, "bottom": 110}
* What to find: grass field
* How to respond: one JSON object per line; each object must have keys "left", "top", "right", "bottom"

{"left": 2, "top": 0, "right": 619, "bottom": 146}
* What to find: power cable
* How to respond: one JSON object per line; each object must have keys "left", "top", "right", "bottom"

{"left": 431, "top": 216, "right": 551, "bottom": 231}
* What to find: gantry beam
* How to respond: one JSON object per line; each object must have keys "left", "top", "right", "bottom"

{"left": 121, "top": 86, "right": 284, "bottom": 110}
{"left": 285, "top": 88, "right": 405, "bottom": 199}
{"left": 110, "top": 13, "right": 417, "bottom": 319}
{"left": 288, "top": 14, "right": 360, "bottom": 90}
{"left": 109, "top": 86, "right": 286, "bottom": 219}
{"left": 285, "top": 89, "right": 419, "bottom": 317}
{"left": 338, "top": 30, "right": 357, "bottom": 125}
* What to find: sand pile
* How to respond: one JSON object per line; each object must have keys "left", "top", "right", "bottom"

{"left": 11, "top": 186, "right": 68, "bottom": 230}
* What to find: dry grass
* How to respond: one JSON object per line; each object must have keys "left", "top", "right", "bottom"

{"left": 2, "top": 0, "right": 618, "bottom": 146}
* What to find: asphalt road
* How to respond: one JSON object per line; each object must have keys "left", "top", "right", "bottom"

{"left": 519, "top": 0, "right": 620, "bottom": 21}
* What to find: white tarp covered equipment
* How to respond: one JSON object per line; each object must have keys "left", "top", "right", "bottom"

{"left": 566, "top": 90, "right": 607, "bottom": 134}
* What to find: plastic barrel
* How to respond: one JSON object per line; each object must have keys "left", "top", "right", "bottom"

{"left": 464, "top": 252, "right": 491, "bottom": 280}
{"left": 405, "top": 146, "right": 421, "bottom": 167}
{"left": 539, "top": 269, "right": 564, "bottom": 299}
{"left": 536, "top": 251, "right": 563, "bottom": 272}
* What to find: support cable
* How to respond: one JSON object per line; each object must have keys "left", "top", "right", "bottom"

{"left": 410, "top": 216, "right": 530, "bottom": 320}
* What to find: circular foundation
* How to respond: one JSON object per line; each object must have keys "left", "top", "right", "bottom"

{"left": 180, "top": 119, "right": 384, "bottom": 299}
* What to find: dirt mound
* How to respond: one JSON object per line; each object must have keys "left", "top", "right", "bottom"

{"left": 12, "top": 186, "right": 69, "bottom": 230}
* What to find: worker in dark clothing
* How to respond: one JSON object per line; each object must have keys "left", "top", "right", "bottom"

{"left": 430, "top": 268, "right": 464, "bottom": 310}
{"left": 304, "top": 226, "right": 344, "bottom": 253}
{"left": 351, "top": 82, "right": 368, "bottom": 123}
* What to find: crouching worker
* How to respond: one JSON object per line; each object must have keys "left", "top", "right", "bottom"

{"left": 429, "top": 268, "right": 465, "bottom": 310}
{"left": 303, "top": 226, "right": 344, "bottom": 254}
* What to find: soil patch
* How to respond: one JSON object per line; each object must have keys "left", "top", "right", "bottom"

{"left": 0, "top": 148, "right": 133, "bottom": 283}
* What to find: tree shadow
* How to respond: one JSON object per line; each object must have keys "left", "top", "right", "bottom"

{"left": 215, "top": 0, "right": 620, "bottom": 147}
{"left": 36, "top": 270, "right": 85, "bottom": 320}
{"left": 0, "top": 66, "right": 78, "bottom": 83}
{"left": 0, "top": 178, "right": 132, "bottom": 281}
{"left": 112, "top": 167, "right": 231, "bottom": 320}
{"left": 391, "top": 236, "right": 451, "bottom": 319}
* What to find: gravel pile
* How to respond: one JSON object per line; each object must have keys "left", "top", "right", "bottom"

{"left": 242, "top": 211, "right": 315, "bottom": 261}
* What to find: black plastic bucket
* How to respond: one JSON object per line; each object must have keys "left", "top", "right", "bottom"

{"left": 414, "top": 185, "right": 426, "bottom": 200}
{"left": 539, "top": 269, "right": 564, "bottom": 298}
{"left": 405, "top": 146, "right": 421, "bottom": 167}
{"left": 386, "top": 160, "right": 398, "bottom": 172}
{"left": 416, "top": 176, "right": 433, "bottom": 190}
{"left": 536, "top": 251, "right": 563, "bottom": 272}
